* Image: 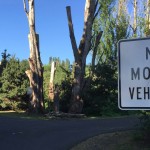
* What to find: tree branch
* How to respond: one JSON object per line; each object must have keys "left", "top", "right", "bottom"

{"left": 94, "top": 31, "right": 103, "bottom": 50}
{"left": 95, "top": 0, "right": 99, "bottom": 12}
{"left": 79, "top": 0, "right": 96, "bottom": 59}
{"left": 66, "top": 6, "right": 78, "bottom": 61}
{"left": 92, "top": 31, "right": 103, "bottom": 70}
{"left": 59, "top": 65, "right": 71, "bottom": 77}
{"left": 93, "top": 5, "right": 101, "bottom": 22}
{"left": 130, "top": 24, "right": 137, "bottom": 35}
{"left": 23, "top": 0, "right": 29, "bottom": 18}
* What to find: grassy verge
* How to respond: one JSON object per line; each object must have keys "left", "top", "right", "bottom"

{"left": 0, "top": 110, "right": 47, "bottom": 120}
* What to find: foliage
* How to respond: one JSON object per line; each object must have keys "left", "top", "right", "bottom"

{"left": 0, "top": 56, "right": 29, "bottom": 110}
{"left": 91, "top": 0, "right": 116, "bottom": 64}
{"left": 83, "top": 0, "right": 118, "bottom": 116}
{"left": 58, "top": 74, "right": 72, "bottom": 112}
{"left": 0, "top": 49, "right": 10, "bottom": 84}
{"left": 0, "top": 49, "right": 10, "bottom": 69}
{"left": 83, "top": 60, "right": 119, "bottom": 116}
{"left": 1, "top": 0, "right": 149, "bottom": 116}
{"left": 81, "top": 0, "right": 132, "bottom": 116}
{"left": 55, "top": 60, "right": 72, "bottom": 112}
{"left": 43, "top": 64, "right": 51, "bottom": 100}
{"left": 134, "top": 111, "right": 150, "bottom": 142}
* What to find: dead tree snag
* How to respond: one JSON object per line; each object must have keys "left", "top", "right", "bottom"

{"left": 66, "top": 0, "right": 102, "bottom": 113}
{"left": 23, "top": 0, "right": 44, "bottom": 113}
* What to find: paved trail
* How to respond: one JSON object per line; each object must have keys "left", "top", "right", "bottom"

{"left": 0, "top": 116, "right": 139, "bottom": 150}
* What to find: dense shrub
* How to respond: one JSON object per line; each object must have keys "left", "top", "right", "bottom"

{"left": 83, "top": 62, "right": 119, "bottom": 116}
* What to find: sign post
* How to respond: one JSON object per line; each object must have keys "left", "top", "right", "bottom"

{"left": 118, "top": 37, "right": 150, "bottom": 110}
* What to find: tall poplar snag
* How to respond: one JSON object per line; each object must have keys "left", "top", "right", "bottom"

{"left": 146, "top": 0, "right": 150, "bottom": 26}
{"left": 49, "top": 61, "right": 56, "bottom": 101}
{"left": 118, "top": 0, "right": 127, "bottom": 17}
{"left": 128, "top": 0, "right": 137, "bottom": 36}
{"left": 145, "top": 0, "right": 150, "bottom": 36}
{"left": 133, "top": 0, "right": 137, "bottom": 35}
{"left": 23, "top": 0, "right": 44, "bottom": 113}
{"left": 66, "top": 0, "right": 102, "bottom": 113}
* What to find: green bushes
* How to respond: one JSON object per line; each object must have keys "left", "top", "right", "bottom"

{"left": 82, "top": 62, "right": 119, "bottom": 116}
{"left": 134, "top": 111, "right": 150, "bottom": 142}
{"left": 0, "top": 98, "right": 27, "bottom": 111}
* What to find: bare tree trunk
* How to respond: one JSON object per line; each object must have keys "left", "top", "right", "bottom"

{"left": 23, "top": 0, "right": 44, "bottom": 113}
{"left": 49, "top": 61, "right": 56, "bottom": 101}
{"left": 146, "top": 0, "right": 150, "bottom": 36}
{"left": 146, "top": 0, "right": 150, "bottom": 26}
{"left": 118, "top": 0, "right": 127, "bottom": 17}
{"left": 66, "top": 0, "right": 99, "bottom": 113}
{"left": 128, "top": 0, "right": 137, "bottom": 36}
{"left": 133, "top": 0, "right": 137, "bottom": 36}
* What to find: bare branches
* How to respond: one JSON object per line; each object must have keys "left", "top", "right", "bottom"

{"left": 91, "top": 0, "right": 102, "bottom": 23}
{"left": 59, "top": 65, "right": 71, "bottom": 77}
{"left": 94, "top": 31, "right": 103, "bottom": 50}
{"left": 95, "top": 0, "right": 99, "bottom": 12}
{"left": 93, "top": 3, "right": 101, "bottom": 22}
{"left": 23, "top": 0, "right": 29, "bottom": 18}
{"left": 92, "top": 31, "right": 103, "bottom": 69}
{"left": 66, "top": 6, "right": 78, "bottom": 60}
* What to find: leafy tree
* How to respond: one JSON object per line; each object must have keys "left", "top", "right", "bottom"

{"left": 54, "top": 60, "right": 71, "bottom": 85}
{"left": 82, "top": 0, "right": 130, "bottom": 116}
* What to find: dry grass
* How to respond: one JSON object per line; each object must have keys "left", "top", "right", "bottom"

{"left": 71, "top": 130, "right": 150, "bottom": 150}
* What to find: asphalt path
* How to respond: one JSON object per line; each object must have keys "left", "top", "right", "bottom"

{"left": 0, "top": 116, "right": 139, "bottom": 150}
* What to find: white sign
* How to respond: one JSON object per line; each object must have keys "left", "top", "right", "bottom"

{"left": 118, "top": 37, "right": 150, "bottom": 110}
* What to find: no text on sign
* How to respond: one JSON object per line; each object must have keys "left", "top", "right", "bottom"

{"left": 118, "top": 37, "right": 150, "bottom": 110}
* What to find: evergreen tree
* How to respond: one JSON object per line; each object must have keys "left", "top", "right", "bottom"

{"left": 0, "top": 56, "right": 29, "bottom": 100}
{"left": 0, "top": 49, "right": 10, "bottom": 76}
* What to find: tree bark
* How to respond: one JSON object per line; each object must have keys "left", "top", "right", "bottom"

{"left": 49, "top": 61, "right": 56, "bottom": 101}
{"left": 146, "top": 0, "right": 150, "bottom": 26}
{"left": 146, "top": 0, "right": 150, "bottom": 36}
{"left": 91, "top": 31, "right": 103, "bottom": 72}
{"left": 118, "top": 0, "right": 127, "bottom": 17}
{"left": 23, "top": 0, "right": 44, "bottom": 113}
{"left": 133, "top": 0, "right": 137, "bottom": 35}
{"left": 129, "top": 0, "right": 137, "bottom": 36}
{"left": 66, "top": 0, "right": 97, "bottom": 113}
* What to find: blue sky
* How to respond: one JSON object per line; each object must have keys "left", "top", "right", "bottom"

{"left": 0, "top": 0, "right": 85, "bottom": 64}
